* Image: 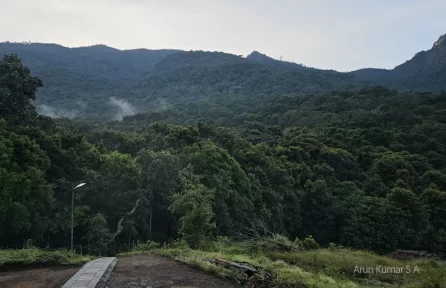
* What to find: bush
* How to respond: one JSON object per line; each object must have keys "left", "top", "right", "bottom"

{"left": 302, "top": 235, "right": 319, "bottom": 250}
{"left": 328, "top": 242, "right": 344, "bottom": 251}
{"left": 0, "top": 248, "right": 92, "bottom": 268}
{"left": 293, "top": 237, "right": 303, "bottom": 250}
{"left": 133, "top": 241, "right": 161, "bottom": 251}
{"left": 163, "top": 239, "right": 191, "bottom": 250}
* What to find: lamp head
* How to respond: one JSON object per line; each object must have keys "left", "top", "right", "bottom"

{"left": 74, "top": 183, "right": 87, "bottom": 189}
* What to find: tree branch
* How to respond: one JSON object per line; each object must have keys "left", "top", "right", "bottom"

{"left": 109, "top": 198, "right": 141, "bottom": 243}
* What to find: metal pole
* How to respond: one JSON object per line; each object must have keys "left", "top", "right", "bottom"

{"left": 71, "top": 187, "right": 74, "bottom": 251}
{"left": 71, "top": 183, "right": 86, "bottom": 252}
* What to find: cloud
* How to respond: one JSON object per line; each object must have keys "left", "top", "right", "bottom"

{"left": 38, "top": 104, "right": 78, "bottom": 119}
{"left": 108, "top": 97, "right": 136, "bottom": 120}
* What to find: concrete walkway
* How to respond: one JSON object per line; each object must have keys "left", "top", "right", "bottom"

{"left": 62, "top": 257, "right": 116, "bottom": 288}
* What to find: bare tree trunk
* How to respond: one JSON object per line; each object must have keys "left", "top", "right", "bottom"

{"left": 149, "top": 208, "right": 152, "bottom": 239}
{"left": 109, "top": 199, "right": 141, "bottom": 243}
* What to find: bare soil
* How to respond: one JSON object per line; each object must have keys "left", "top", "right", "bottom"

{"left": 100, "top": 254, "right": 239, "bottom": 288}
{"left": 0, "top": 266, "right": 81, "bottom": 288}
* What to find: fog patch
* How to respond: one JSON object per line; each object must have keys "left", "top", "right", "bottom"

{"left": 153, "top": 98, "right": 170, "bottom": 110}
{"left": 38, "top": 104, "right": 78, "bottom": 119}
{"left": 108, "top": 97, "right": 136, "bottom": 121}
{"left": 76, "top": 100, "right": 87, "bottom": 109}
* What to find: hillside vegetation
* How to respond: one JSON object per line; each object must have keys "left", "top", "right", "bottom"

{"left": 1, "top": 54, "right": 446, "bottom": 257}
{"left": 1, "top": 34, "right": 446, "bottom": 121}
{"left": 351, "top": 34, "right": 446, "bottom": 92}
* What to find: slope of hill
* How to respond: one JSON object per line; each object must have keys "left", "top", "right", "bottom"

{"left": 351, "top": 34, "right": 446, "bottom": 91}
{"left": 113, "top": 50, "right": 360, "bottom": 113}
{"left": 1, "top": 33, "right": 445, "bottom": 121}
{"left": 0, "top": 43, "right": 369, "bottom": 120}
{"left": 0, "top": 42, "right": 179, "bottom": 86}
{"left": 0, "top": 42, "right": 180, "bottom": 119}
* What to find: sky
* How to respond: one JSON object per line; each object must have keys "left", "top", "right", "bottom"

{"left": 1, "top": 0, "right": 445, "bottom": 71}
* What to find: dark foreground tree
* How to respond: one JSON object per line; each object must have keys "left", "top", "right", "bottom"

{"left": 0, "top": 54, "right": 42, "bottom": 125}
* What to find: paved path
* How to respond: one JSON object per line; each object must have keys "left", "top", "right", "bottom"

{"left": 62, "top": 257, "right": 116, "bottom": 288}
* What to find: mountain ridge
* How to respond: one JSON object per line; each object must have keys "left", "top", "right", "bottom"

{"left": 1, "top": 33, "right": 445, "bottom": 120}
{"left": 351, "top": 34, "right": 446, "bottom": 91}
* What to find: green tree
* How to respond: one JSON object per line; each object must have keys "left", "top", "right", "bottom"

{"left": 137, "top": 149, "right": 181, "bottom": 241}
{"left": 387, "top": 187, "right": 429, "bottom": 247}
{"left": 0, "top": 54, "right": 42, "bottom": 125}
{"left": 340, "top": 195, "right": 413, "bottom": 253}
{"left": 420, "top": 186, "right": 446, "bottom": 231}
{"left": 184, "top": 140, "right": 253, "bottom": 234}
{"left": 301, "top": 180, "right": 337, "bottom": 245}
{"left": 170, "top": 168, "right": 216, "bottom": 249}
{"left": 0, "top": 120, "right": 53, "bottom": 247}
{"left": 85, "top": 151, "right": 143, "bottom": 244}
{"left": 84, "top": 213, "right": 110, "bottom": 255}
{"left": 371, "top": 153, "right": 410, "bottom": 186}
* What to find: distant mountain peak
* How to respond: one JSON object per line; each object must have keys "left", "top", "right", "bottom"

{"left": 82, "top": 44, "right": 119, "bottom": 52}
{"left": 247, "top": 51, "right": 276, "bottom": 63}
{"left": 433, "top": 33, "right": 446, "bottom": 48}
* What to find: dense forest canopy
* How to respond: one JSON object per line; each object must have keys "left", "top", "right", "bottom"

{"left": 1, "top": 52, "right": 446, "bottom": 259}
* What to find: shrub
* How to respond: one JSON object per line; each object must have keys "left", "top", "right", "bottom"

{"left": 0, "top": 248, "right": 92, "bottom": 268}
{"left": 133, "top": 240, "right": 161, "bottom": 251}
{"left": 293, "top": 237, "right": 303, "bottom": 250}
{"left": 328, "top": 242, "right": 344, "bottom": 251}
{"left": 163, "top": 239, "right": 191, "bottom": 250}
{"left": 302, "top": 235, "right": 319, "bottom": 250}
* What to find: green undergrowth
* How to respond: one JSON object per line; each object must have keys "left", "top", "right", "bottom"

{"left": 119, "top": 239, "right": 446, "bottom": 288}
{"left": 0, "top": 248, "right": 93, "bottom": 269}
{"left": 268, "top": 249, "right": 446, "bottom": 287}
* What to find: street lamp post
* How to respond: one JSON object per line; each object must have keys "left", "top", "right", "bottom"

{"left": 71, "top": 183, "right": 86, "bottom": 251}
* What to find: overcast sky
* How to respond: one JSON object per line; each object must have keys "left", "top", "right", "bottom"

{"left": 1, "top": 0, "right": 445, "bottom": 71}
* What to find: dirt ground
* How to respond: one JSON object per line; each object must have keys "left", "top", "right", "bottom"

{"left": 0, "top": 266, "right": 80, "bottom": 288}
{"left": 100, "top": 254, "right": 239, "bottom": 288}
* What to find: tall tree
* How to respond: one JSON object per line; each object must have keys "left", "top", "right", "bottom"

{"left": 170, "top": 168, "right": 216, "bottom": 249}
{"left": 0, "top": 54, "right": 42, "bottom": 125}
{"left": 0, "top": 120, "right": 53, "bottom": 247}
{"left": 137, "top": 149, "right": 181, "bottom": 241}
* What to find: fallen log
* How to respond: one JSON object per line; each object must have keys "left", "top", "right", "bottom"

{"left": 206, "top": 258, "right": 258, "bottom": 276}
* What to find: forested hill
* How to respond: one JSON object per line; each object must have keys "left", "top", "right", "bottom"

{"left": 351, "top": 33, "right": 446, "bottom": 91}
{"left": 0, "top": 42, "right": 180, "bottom": 119}
{"left": 114, "top": 85, "right": 446, "bottom": 131}
{"left": 112, "top": 51, "right": 360, "bottom": 114}
{"left": 0, "top": 42, "right": 365, "bottom": 120}
{"left": 1, "top": 33, "right": 445, "bottom": 121}
{"left": 2, "top": 55, "right": 446, "bottom": 259}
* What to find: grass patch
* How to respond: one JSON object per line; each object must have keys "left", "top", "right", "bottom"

{"left": 153, "top": 247, "right": 361, "bottom": 287}
{"left": 268, "top": 248, "right": 446, "bottom": 286}
{"left": 0, "top": 248, "right": 93, "bottom": 269}
{"left": 121, "top": 239, "right": 446, "bottom": 288}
